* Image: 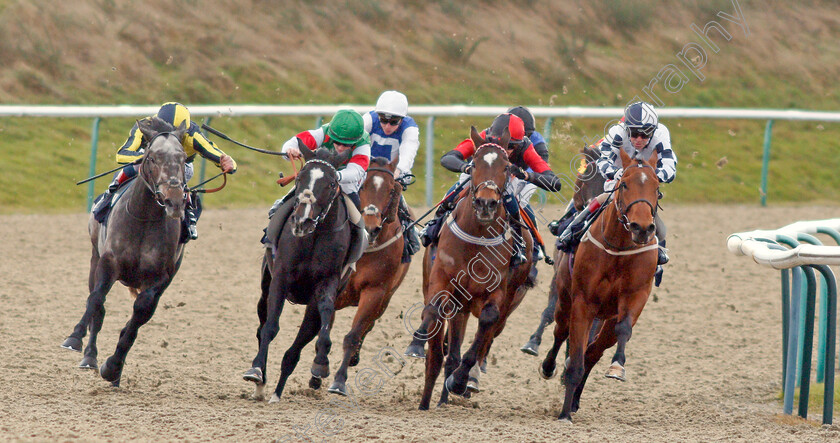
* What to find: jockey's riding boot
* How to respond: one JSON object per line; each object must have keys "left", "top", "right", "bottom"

{"left": 268, "top": 188, "right": 295, "bottom": 219}
{"left": 654, "top": 265, "right": 664, "bottom": 287}
{"left": 184, "top": 194, "right": 198, "bottom": 240}
{"left": 398, "top": 197, "right": 421, "bottom": 256}
{"left": 657, "top": 239, "right": 669, "bottom": 265}
{"left": 345, "top": 193, "right": 368, "bottom": 268}
{"left": 549, "top": 202, "right": 577, "bottom": 236}
{"left": 510, "top": 225, "right": 528, "bottom": 268}
{"left": 556, "top": 208, "right": 590, "bottom": 252}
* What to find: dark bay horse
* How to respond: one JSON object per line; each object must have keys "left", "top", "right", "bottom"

{"left": 61, "top": 117, "right": 189, "bottom": 386}
{"left": 540, "top": 147, "right": 660, "bottom": 422}
{"left": 321, "top": 156, "right": 411, "bottom": 396}
{"left": 521, "top": 144, "right": 605, "bottom": 356}
{"left": 243, "top": 146, "right": 354, "bottom": 403}
{"left": 413, "top": 128, "right": 535, "bottom": 410}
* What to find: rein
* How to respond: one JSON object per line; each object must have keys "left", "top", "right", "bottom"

{"left": 126, "top": 133, "right": 185, "bottom": 222}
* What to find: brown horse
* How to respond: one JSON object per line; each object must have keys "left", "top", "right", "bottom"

{"left": 521, "top": 144, "right": 605, "bottom": 356}
{"left": 322, "top": 156, "right": 411, "bottom": 396}
{"left": 414, "top": 127, "right": 535, "bottom": 410}
{"left": 540, "top": 147, "right": 660, "bottom": 422}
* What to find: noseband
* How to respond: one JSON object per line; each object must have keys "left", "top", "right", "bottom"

{"left": 614, "top": 161, "right": 659, "bottom": 232}
{"left": 139, "top": 132, "right": 186, "bottom": 208}
{"left": 293, "top": 159, "right": 341, "bottom": 230}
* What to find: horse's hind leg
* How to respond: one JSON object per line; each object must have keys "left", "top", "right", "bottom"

{"left": 244, "top": 265, "right": 271, "bottom": 399}
{"left": 438, "top": 312, "right": 468, "bottom": 406}
{"left": 100, "top": 279, "right": 169, "bottom": 386}
{"left": 328, "top": 288, "right": 383, "bottom": 396}
{"left": 522, "top": 275, "right": 558, "bottom": 356}
{"left": 271, "top": 302, "right": 321, "bottom": 402}
{"left": 405, "top": 303, "right": 441, "bottom": 359}
{"left": 62, "top": 255, "right": 114, "bottom": 360}
{"left": 310, "top": 283, "right": 339, "bottom": 381}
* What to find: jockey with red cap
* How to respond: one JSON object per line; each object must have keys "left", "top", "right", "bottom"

{"left": 421, "top": 113, "right": 562, "bottom": 268}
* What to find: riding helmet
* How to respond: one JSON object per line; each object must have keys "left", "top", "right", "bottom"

{"left": 156, "top": 102, "right": 191, "bottom": 129}
{"left": 623, "top": 101, "right": 658, "bottom": 137}
{"left": 327, "top": 109, "right": 365, "bottom": 145}
{"left": 506, "top": 106, "right": 536, "bottom": 136}
{"left": 487, "top": 113, "right": 525, "bottom": 146}
{"left": 374, "top": 90, "right": 408, "bottom": 118}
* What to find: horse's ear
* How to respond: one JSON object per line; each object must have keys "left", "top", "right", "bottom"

{"left": 647, "top": 149, "right": 659, "bottom": 169}
{"left": 470, "top": 126, "right": 484, "bottom": 148}
{"left": 137, "top": 119, "right": 157, "bottom": 141}
{"left": 389, "top": 154, "right": 399, "bottom": 172}
{"left": 331, "top": 147, "right": 353, "bottom": 168}
{"left": 298, "top": 138, "right": 315, "bottom": 162}
{"left": 174, "top": 120, "right": 188, "bottom": 142}
{"left": 618, "top": 147, "right": 632, "bottom": 172}
{"left": 500, "top": 127, "right": 510, "bottom": 150}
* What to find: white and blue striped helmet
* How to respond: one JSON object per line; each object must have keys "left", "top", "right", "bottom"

{"left": 623, "top": 101, "right": 658, "bottom": 138}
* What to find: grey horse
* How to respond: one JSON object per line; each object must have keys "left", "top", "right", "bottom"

{"left": 61, "top": 117, "right": 188, "bottom": 386}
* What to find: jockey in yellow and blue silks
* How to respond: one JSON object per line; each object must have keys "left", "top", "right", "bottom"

{"left": 95, "top": 102, "right": 237, "bottom": 240}
{"left": 362, "top": 90, "right": 422, "bottom": 258}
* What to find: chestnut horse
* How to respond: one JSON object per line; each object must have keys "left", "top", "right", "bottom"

{"left": 322, "top": 156, "right": 411, "bottom": 396}
{"left": 540, "top": 147, "right": 660, "bottom": 422}
{"left": 414, "top": 128, "right": 535, "bottom": 410}
{"left": 521, "top": 144, "right": 605, "bottom": 356}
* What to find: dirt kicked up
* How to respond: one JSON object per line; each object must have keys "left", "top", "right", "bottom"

{"left": 2, "top": 205, "right": 839, "bottom": 442}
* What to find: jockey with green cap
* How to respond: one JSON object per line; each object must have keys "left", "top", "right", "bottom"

{"left": 92, "top": 102, "right": 236, "bottom": 242}
{"left": 264, "top": 109, "right": 372, "bottom": 266}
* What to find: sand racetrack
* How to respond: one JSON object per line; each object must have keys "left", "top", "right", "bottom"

{"left": 2, "top": 205, "right": 840, "bottom": 442}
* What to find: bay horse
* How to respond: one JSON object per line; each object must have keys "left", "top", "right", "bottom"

{"left": 540, "top": 147, "right": 660, "bottom": 422}
{"left": 318, "top": 156, "right": 411, "bottom": 396}
{"left": 61, "top": 117, "right": 189, "bottom": 386}
{"left": 243, "top": 145, "right": 355, "bottom": 402}
{"left": 413, "top": 127, "right": 535, "bottom": 410}
{"left": 521, "top": 144, "right": 606, "bottom": 356}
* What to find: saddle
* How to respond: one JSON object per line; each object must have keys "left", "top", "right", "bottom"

{"left": 92, "top": 180, "right": 134, "bottom": 224}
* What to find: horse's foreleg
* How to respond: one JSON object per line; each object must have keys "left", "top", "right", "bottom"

{"left": 100, "top": 278, "right": 169, "bottom": 386}
{"left": 419, "top": 307, "right": 445, "bottom": 410}
{"left": 438, "top": 311, "right": 468, "bottom": 406}
{"left": 569, "top": 318, "right": 619, "bottom": 413}
{"left": 245, "top": 275, "right": 286, "bottom": 395}
{"left": 62, "top": 257, "right": 115, "bottom": 357}
{"left": 446, "top": 301, "right": 500, "bottom": 397}
{"left": 271, "top": 302, "right": 321, "bottom": 402}
{"left": 558, "top": 297, "right": 595, "bottom": 422}
{"left": 522, "top": 280, "right": 558, "bottom": 356}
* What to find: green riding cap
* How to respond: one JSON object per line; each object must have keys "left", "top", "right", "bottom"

{"left": 327, "top": 109, "right": 365, "bottom": 145}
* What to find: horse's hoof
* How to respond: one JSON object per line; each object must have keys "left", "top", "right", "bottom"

{"left": 605, "top": 363, "right": 626, "bottom": 382}
{"left": 252, "top": 383, "right": 266, "bottom": 401}
{"left": 243, "top": 367, "right": 264, "bottom": 384}
{"left": 61, "top": 337, "right": 83, "bottom": 352}
{"left": 467, "top": 376, "right": 480, "bottom": 393}
{"left": 558, "top": 416, "right": 573, "bottom": 424}
{"left": 348, "top": 353, "right": 360, "bottom": 367}
{"left": 404, "top": 344, "right": 426, "bottom": 359}
{"left": 418, "top": 403, "right": 429, "bottom": 411}
{"left": 327, "top": 381, "right": 347, "bottom": 396}
{"left": 310, "top": 363, "right": 329, "bottom": 379}
{"left": 309, "top": 376, "right": 322, "bottom": 390}
{"left": 520, "top": 340, "right": 539, "bottom": 356}
{"left": 99, "top": 359, "right": 121, "bottom": 383}
{"left": 269, "top": 393, "right": 281, "bottom": 403}
{"left": 479, "top": 360, "right": 487, "bottom": 374}
{"left": 78, "top": 356, "right": 98, "bottom": 370}
{"left": 444, "top": 374, "right": 467, "bottom": 397}
{"left": 538, "top": 362, "right": 557, "bottom": 380}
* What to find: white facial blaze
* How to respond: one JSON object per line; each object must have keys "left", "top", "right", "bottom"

{"left": 639, "top": 171, "right": 648, "bottom": 184}
{"left": 372, "top": 175, "right": 384, "bottom": 191}
{"left": 299, "top": 167, "right": 325, "bottom": 219}
{"left": 482, "top": 152, "right": 498, "bottom": 167}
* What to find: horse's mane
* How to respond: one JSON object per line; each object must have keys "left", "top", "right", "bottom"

{"left": 370, "top": 156, "right": 390, "bottom": 167}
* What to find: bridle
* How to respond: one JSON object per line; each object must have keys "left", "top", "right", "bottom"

{"left": 469, "top": 143, "right": 509, "bottom": 210}
{"left": 362, "top": 166, "right": 401, "bottom": 244}
{"left": 601, "top": 160, "right": 660, "bottom": 251}
{"left": 292, "top": 158, "right": 342, "bottom": 231}
{"left": 138, "top": 132, "right": 187, "bottom": 208}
